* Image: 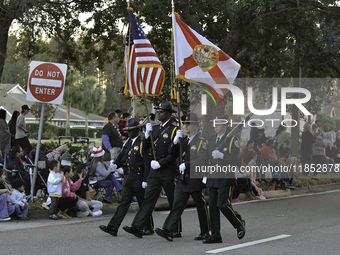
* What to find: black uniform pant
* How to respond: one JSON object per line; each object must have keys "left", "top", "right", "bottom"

{"left": 208, "top": 186, "right": 243, "bottom": 240}
{"left": 108, "top": 185, "right": 153, "bottom": 231}
{"left": 163, "top": 188, "right": 209, "bottom": 234}
{"left": 132, "top": 176, "right": 181, "bottom": 233}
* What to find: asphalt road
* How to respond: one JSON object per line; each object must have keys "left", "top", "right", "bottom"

{"left": 1, "top": 190, "right": 340, "bottom": 255}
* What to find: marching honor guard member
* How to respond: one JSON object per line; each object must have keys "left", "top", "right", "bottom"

{"left": 203, "top": 114, "right": 246, "bottom": 244}
{"left": 155, "top": 113, "right": 210, "bottom": 242}
{"left": 123, "top": 101, "right": 181, "bottom": 238}
{"left": 99, "top": 118, "right": 153, "bottom": 236}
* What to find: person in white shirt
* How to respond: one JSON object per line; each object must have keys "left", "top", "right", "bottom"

{"left": 15, "top": 105, "right": 32, "bottom": 153}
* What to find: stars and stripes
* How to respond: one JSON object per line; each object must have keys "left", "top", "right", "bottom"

{"left": 124, "top": 8, "right": 165, "bottom": 97}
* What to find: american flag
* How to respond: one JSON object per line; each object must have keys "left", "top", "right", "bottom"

{"left": 124, "top": 9, "right": 165, "bottom": 97}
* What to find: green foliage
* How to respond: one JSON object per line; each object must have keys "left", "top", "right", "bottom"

{"left": 30, "top": 102, "right": 57, "bottom": 131}
{"left": 27, "top": 123, "right": 102, "bottom": 139}
{"left": 316, "top": 112, "right": 340, "bottom": 131}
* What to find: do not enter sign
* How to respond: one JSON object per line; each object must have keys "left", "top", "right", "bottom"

{"left": 26, "top": 61, "right": 67, "bottom": 105}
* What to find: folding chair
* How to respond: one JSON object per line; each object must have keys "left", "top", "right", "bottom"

{"left": 88, "top": 176, "right": 107, "bottom": 201}
{"left": 89, "top": 176, "right": 121, "bottom": 203}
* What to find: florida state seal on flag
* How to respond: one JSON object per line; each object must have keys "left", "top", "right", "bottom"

{"left": 172, "top": 12, "right": 240, "bottom": 96}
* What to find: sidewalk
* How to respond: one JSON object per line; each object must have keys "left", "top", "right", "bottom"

{"left": 26, "top": 182, "right": 340, "bottom": 220}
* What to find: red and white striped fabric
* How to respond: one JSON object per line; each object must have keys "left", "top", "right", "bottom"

{"left": 124, "top": 8, "right": 165, "bottom": 97}
{"left": 172, "top": 12, "right": 240, "bottom": 96}
{"left": 91, "top": 146, "right": 104, "bottom": 158}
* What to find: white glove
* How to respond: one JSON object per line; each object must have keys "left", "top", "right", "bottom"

{"left": 110, "top": 162, "right": 117, "bottom": 173}
{"left": 173, "top": 130, "right": 183, "bottom": 145}
{"left": 212, "top": 150, "right": 224, "bottom": 159}
{"left": 145, "top": 123, "right": 153, "bottom": 139}
{"left": 179, "top": 163, "right": 186, "bottom": 174}
{"left": 202, "top": 176, "right": 207, "bottom": 184}
{"left": 142, "top": 182, "right": 147, "bottom": 189}
{"left": 116, "top": 167, "right": 124, "bottom": 175}
{"left": 151, "top": 160, "right": 161, "bottom": 170}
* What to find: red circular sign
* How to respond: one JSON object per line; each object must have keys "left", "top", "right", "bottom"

{"left": 29, "top": 63, "right": 65, "bottom": 102}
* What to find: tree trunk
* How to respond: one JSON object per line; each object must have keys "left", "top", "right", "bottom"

{"left": 85, "top": 114, "right": 89, "bottom": 137}
{"left": 0, "top": 18, "right": 13, "bottom": 81}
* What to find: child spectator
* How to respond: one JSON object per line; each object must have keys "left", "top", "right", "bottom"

{"left": 58, "top": 165, "right": 82, "bottom": 219}
{"left": 0, "top": 168, "right": 15, "bottom": 221}
{"left": 70, "top": 163, "right": 103, "bottom": 217}
{"left": 10, "top": 178, "right": 29, "bottom": 220}
{"left": 47, "top": 160, "right": 64, "bottom": 220}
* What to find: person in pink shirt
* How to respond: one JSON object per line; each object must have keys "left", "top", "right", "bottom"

{"left": 58, "top": 165, "right": 83, "bottom": 219}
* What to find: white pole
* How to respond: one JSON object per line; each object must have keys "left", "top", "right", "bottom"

{"left": 31, "top": 102, "right": 46, "bottom": 200}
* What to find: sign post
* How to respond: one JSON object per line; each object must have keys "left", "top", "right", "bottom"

{"left": 26, "top": 61, "right": 67, "bottom": 201}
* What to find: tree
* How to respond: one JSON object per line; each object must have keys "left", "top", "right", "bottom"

{"left": 74, "top": 76, "right": 105, "bottom": 137}
{"left": 63, "top": 68, "right": 82, "bottom": 136}
{"left": 30, "top": 102, "right": 57, "bottom": 131}
{"left": 0, "top": 0, "right": 105, "bottom": 81}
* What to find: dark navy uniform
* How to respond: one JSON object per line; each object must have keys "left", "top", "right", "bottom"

{"left": 162, "top": 134, "right": 210, "bottom": 237}
{"left": 206, "top": 131, "right": 244, "bottom": 242}
{"left": 107, "top": 135, "right": 153, "bottom": 232}
{"left": 131, "top": 120, "right": 180, "bottom": 231}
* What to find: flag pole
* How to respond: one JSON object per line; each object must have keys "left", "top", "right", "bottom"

{"left": 172, "top": 1, "right": 184, "bottom": 183}
{"left": 139, "top": 68, "right": 157, "bottom": 160}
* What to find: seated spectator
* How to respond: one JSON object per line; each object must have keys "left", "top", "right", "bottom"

{"left": 0, "top": 168, "right": 15, "bottom": 221}
{"left": 278, "top": 139, "right": 297, "bottom": 182}
{"left": 7, "top": 145, "right": 32, "bottom": 195}
{"left": 89, "top": 146, "right": 122, "bottom": 204}
{"left": 323, "top": 124, "right": 336, "bottom": 147}
{"left": 58, "top": 165, "right": 81, "bottom": 219}
{"left": 10, "top": 178, "right": 29, "bottom": 220}
{"left": 271, "top": 155, "right": 294, "bottom": 189}
{"left": 70, "top": 163, "right": 103, "bottom": 217}
{"left": 236, "top": 164, "right": 260, "bottom": 201}
{"left": 260, "top": 138, "right": 277, "bottom": 166}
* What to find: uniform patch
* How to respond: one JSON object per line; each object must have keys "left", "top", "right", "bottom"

{"left": 223, "top": 147, "right": 228, "bottom": 152}
{"left": 202, "top": 142, "right": 207, "bottom": 150}
{"left": 234, "top": 140, "right": 240, "bottom": 148}
{"left": 191, "top": 145, "right": 197, "bottom": 151}
{"left": 134, "top": 146, "right": 139, "bottom": 151}
{"left": 163, "top": 133, "right": 169, "bottom": 139}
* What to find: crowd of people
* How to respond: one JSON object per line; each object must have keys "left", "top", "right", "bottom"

{"left": 1, "top": 101, "right": 340, "bottom": 244}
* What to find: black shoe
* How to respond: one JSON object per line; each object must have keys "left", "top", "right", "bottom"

{"left": 99, "top": 225, "right": 117, "bottom": 236}
{"left": 123, "top": 225, "right": 143, "bottom": 238}
{"left": 142, "top": 229, "right": 154, "bottom": 235}
{"left": 237, "top": 220, "right": 246, "bottom": 239}
{"left": 102, "top": 199, "right": 113, "bottom": 204}
{"left": 202, "top": 236, "right": 222, "bottom": 244}
{"left": 194, "top": 232, "right": 210, "bottom": 240}
{"left": 155, "top": 228, "right": 173, "bottom": 242}
{"left": 172, "top": 232, "right": 182, "bottom": 238}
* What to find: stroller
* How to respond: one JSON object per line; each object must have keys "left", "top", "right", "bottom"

{"left": 27, "top": 149, "right": 49, "bottom": 197}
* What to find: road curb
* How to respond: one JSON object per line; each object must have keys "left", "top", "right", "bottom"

{"left": 26, "top": 182, "right": 340, "bottom": 219}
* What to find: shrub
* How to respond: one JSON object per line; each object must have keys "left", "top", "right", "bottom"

{"left": 26, "top": 123, "right": 102, "bottom": 139}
